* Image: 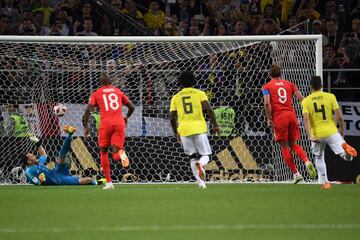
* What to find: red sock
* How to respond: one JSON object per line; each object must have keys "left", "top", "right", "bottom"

{"left": 100, "top": 151, "right": 111, "bottom": 182}
{"left": 281, "top": 146, "right": 298, "bottom": 174}
{"left": 112, "top": 151, "right": 120, "bottom": 162}
{"left": 291, "top": 144, "right": 309, "bottom": 164}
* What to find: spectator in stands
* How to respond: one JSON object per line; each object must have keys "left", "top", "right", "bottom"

{"left": 19, "top": 8, "right": 33, "bottom": 22}
{"left": 328, "top": 50, "right": 356, "bottom": 101}
{"left": 312, "top": 19, "right": 328, "bottom": 46}
{"left": 1, "top": 0, "right": 21, "bottom": 30}
{"left": 221, "top": 8, "right": 236, "bottom": 35}
{"left": 285, "top": 15, "right": 302, "bottom": 35}
{"left": 164, "top": 14, "right": 178, "bottom": 36}
{"left": 33, "top": 0, "right": 54, "bottom": 27}
{"left": 326, "top": 18, "right": 343, "bottom": 49}
{"left": 33, "top": 10, "right": 49, "bottom": 35}
{"left": 48, "top": 18, "right": 61, "bottom": 35}
{"left": 350, "top": 5, "right": 360, "bottom": 19}
{"left": 262, "top": 4, "right": 280, "bottom": 25}
{"left": 340, "top": 32, "right": 360, "bottom": 66}
{"left": 76, "top": 17, "right": 97, "bottom": 36}
{"left": 215, "top": 23, "right": 226, "bottom": 36}
{"left": 121, "top": 0, "right": 143, "bottom": 24}
{"left": 255, "top": 18, "right": 282, "bottom": 35}
{"left": 0, "top": 15, "right": 12, "bottom": 34}
{"left": 17, "top": 0, "right": 30, "bottom": 15}
{"left": 340, "top": 17, "right": 360, "bottom": 45}
{"left": 232, "top": 20, "right": 247, "bottom": 35}
{"left": 171, "top": 0, "right": 195, "bottom": 25}
{"left": 55, "top": 8, "right": 73, "bottom": 35}
{"left": 236, "top": 0, "right": 251, "bottom": 24}
{"left": 323, "top": 44, "right": 337, "bottom": 69}
{"left": 74, "top": 2, "right": 101, "bottom": 34}
{"left": 296, "top": 0, "right": 320, "bottom": 20}
{"left": 143, "top": 0, "right": 165, "bottom": 35}
{"left": 17, "top": 18, "right": 37, "bottom": 34}
{"left": 248, "top": 14, "right": 263, "bottom": 34}
{"left": 176, "top": 20, "right": 187, "bottom": 36}
{"left": 111, "top": 0, "right": 122, "bottom": 11}
{"left": 351, "top": 17, "right": 360, "bottom": 39}
{"left": 320, "top": 0, "right": 336, "bottom": 19}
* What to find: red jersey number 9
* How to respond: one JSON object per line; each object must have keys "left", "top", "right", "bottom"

{"left": 277, "top": 87, "right": 287, "bottom": 104}
{"left": 103, "top": 93, "right": 120, "bottom": 111}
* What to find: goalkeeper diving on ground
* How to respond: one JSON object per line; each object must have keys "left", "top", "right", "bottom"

{"left": 23, "top": 125, "right": 100, "bottom": 186}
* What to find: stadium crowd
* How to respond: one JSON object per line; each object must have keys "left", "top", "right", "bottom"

{"left": 0, "top": 0, "right": 359, "bottom": 100}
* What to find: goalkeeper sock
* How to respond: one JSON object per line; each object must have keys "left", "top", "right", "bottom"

{"left": 100, "top": 151, "right": 112, "bottom": 183}
{"left": 281, "top": 146, "right": 297, "bottom": 174}
{"left": 59, "top": 134, "right": 72, "bottom": 159}
{"left": 291, "top": 144, "right": 309, "bottom": 164}
{"left": 199, "top": 155, "right": 209, "bottom": 166}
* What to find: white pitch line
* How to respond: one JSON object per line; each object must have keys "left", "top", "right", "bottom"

{"left": 0, "top": 224, "right": 359, "bottom": 233}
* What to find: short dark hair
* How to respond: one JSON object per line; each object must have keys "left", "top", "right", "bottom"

{"left": 22, "top": 153, "right": 29, "bottom": 165}
{"left": 178, "top": 71, "right": 196, "bottom": 87}
{"left": 310, "top": 75, "right": 322, "bottom": 91}
{"left": 269, "top": 64, "right": 281, "bottom": 78}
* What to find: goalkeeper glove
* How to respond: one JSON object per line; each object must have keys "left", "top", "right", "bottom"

{"left": 38, "top": 173, "right": 46, "bottom": 183}
{"left": 29, "top": 134, "right": 42, "bottom": 148}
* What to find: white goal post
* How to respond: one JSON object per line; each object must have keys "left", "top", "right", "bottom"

{"left": 0, "top": 35, "right": 322, "bottom": 184}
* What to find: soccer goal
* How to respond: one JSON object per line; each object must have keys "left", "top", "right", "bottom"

{"left": 0, "top": 35, "right": 322, "bottom": 184}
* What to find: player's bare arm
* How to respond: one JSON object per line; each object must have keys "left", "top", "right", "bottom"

{"left": 294, "top": 90, "right": 304, "bottom": 102}
{"left": 263, "top": 94, "right": 273, "bottom": 127}
{"left": 170, "top": 110, "right": 180, "bottom": 142}
{"left": 83, "top": 104, "right": 96, "bottom": 137}
{"left": 202, "top": 100, "right": 220, "bottom": 136}
{"left": 334, "top": 108, "right": 345, "bottom": 138}
{"left": 124, "top": 100, "right": 135, "bottom": 125}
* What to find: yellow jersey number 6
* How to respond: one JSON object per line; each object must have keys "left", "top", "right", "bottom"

{"left": 182, "top": 96, "right": 193, "bottom": 114}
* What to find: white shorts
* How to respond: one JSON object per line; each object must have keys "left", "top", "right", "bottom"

{"left": 312, "top": 133, "right": 345, "bottom": 157}
{"left": 180, "top": 133, "right": 212, "bottom": 156}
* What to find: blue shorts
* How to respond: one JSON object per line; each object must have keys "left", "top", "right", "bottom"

{"left": 54, "top": 163, "right": 80, "bottom": 185}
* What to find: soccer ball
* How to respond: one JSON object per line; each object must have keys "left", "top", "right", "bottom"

{"left": 53, "top": 104, "right": 67, "bottom": 117}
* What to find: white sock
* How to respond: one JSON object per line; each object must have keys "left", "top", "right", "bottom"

{"left": 106, "top": 182, "right": 113, "bottom": 187}
{"left": 199, "top": 155, "right": 209, "bottom": 166}
{"left": 315, "top": 158, "right": 328, "bottom": 184}
{"left": 293, "top": 172, "right": 302, "bottom": 178}
{"left": 190, "top": 159, "right": 202, "bottom": 183}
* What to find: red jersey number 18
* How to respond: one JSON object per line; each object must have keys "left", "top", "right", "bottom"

{"left": 102, "top": 93, "right": 120, "bottom": 111}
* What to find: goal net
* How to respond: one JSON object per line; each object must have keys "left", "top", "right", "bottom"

{"left": 0, "top": 35, "right": 322, "bottom": 184}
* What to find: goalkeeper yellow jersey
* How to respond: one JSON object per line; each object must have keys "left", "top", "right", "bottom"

{"left": 302, "top": 91, "right": 340, "bottom": 138}
{"left": 170, "top": 87, "right": 208, "bottom": 137}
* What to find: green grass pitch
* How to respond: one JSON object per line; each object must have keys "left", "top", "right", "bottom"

{"left": 0, "top": 184, "right": 359, "bottom": 240}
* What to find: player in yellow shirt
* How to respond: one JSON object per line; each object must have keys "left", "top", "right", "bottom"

{"left": 302, "top": 76, "right": 357, "bottom": 189}
{"left": 170, "top": 71, "right": 220, "bottom": 189}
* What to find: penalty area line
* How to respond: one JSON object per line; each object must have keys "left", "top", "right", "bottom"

{"left": 1, "top": 224, "right": 360, "bottom": 233}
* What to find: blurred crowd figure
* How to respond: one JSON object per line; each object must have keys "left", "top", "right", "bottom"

{"left": 0, "top": 0, "right": 359, "bottom": 101}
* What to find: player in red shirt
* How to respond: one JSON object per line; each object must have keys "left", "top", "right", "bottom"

{"left": 83, "top": 73, "right": 135, "bottom": 190}
{"left": 262, "top": 65, "right": 316, "bottom": 183}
